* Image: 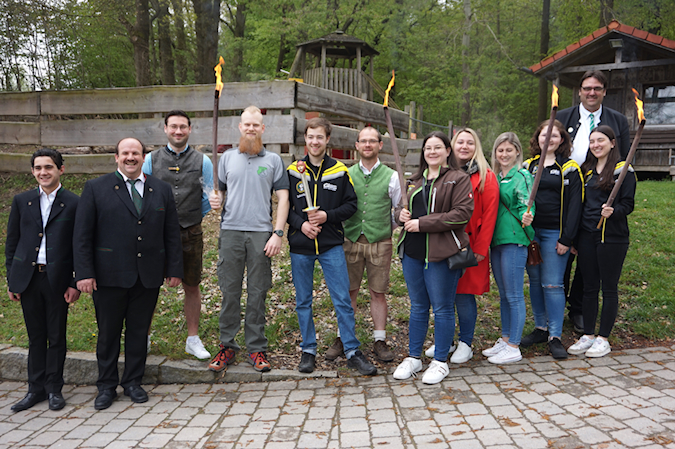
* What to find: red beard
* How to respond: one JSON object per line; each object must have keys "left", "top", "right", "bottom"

{"left": 239, "top": 134, "right": 263, "bottom": 155}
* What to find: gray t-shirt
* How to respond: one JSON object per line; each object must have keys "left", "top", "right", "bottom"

{"left": 217, "top": 147, "right": 289, "bottom": 232}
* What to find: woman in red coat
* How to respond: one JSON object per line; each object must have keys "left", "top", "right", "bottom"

{"left": 426, "top": 128, "right": 499, "bottom": 363}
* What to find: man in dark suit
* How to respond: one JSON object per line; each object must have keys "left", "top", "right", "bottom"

{"left": 74, "top": 137, "right": 183, "bottom": 410}
{"left": 5, "top": 149, "right": 80, "bottom": 412}
{"left": 556, "top": 70, "right": 630, "bottom": 332}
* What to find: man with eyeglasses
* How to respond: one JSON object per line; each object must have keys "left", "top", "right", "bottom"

{"left": 556, "top": 71, "right": 629, "bottom": 334}
{"left": 141, "top": 110, "right": 213, "bottom": 360}
{"left": 557, "top": 70, "right": 630, "bottom": 164}
{"left": 325, "top": 126, "right": 401, "bottom": 363}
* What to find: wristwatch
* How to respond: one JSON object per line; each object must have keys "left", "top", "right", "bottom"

{"left": 274, "top": 229, "right": 284, "bottom": 237}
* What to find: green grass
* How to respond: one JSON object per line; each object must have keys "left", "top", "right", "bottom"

{"left": 1, "top": 174, "right": 674, "bottom": 363}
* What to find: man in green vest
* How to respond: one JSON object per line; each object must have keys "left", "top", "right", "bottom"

{"left": 326, "top": 127, "right": 401, "bottom": 362}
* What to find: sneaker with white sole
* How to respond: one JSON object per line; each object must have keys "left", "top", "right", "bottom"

{"left": 185, "top": 337, "right": 211, "bottom": 360}
{"left": 450, "top": 341, "right": 473, "bottom": 364}
{"left": 424, "top": 343, "right": 456, "bottom": 358}
{"left": 568, "top": 335, "right": 595, "bottom": 355}
{"left": 482, "top": 338, "right": 507, "bottom": 357}
{"left": 488, "top": 345, "right": 522, "bottom": 364}
{"left": 393, "top": 357, "right": 422, "bottom": 380}
{"left": 422, "top": 360, "right": 449, "bottom": 384}
{"left": 585, "top": 338, "right": 611, "bottom": 358}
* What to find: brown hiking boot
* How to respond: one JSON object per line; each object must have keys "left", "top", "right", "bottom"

{"left": 373, "top": 340, "right": 395, "bottom": 362}
{"left": 325, "top": 337, "right": 344, "bottom": 361}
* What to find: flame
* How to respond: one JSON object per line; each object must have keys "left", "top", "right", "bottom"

{"left": 551, "top": 84, "right": 559, "bottom": 108}
{"left": 632, "top": 88, "right": 645, "bottom": 122}
{"left": 214, "top": 56, "right": 224, "bottom": 97}
{"left": 383, "top": 70, "right": 395, "bottom": 107}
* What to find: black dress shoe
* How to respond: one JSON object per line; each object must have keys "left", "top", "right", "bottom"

{"left": 94, "top": 389, "right": 117, "bottom": 410}
{"left": 572, "top": 315, "right": 584, "bottom": 333}
{"left": 124, "top": 385, "right": 148, "bottom": 403}
{"left": 346, "top": 350, "right": 377, "bottom": 376}
{"left": 298, "top": 352, "right": 315, "bottom": 373}
{"left": 48, "top": 392, "right": 66, "bottom": 411}
{"left": 521, "top": 328, "right": 549, "bottom": 347}
{"left": 548, "top": 338, "right": 568, "bottom": 360}
{"left": 11, "top": 392, "right": 47, "bottom": 412}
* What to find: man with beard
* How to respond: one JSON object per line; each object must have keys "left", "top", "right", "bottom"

{"left": 142, "top": 110, "right": 213, "bottom": 360}
{"left": 208, "top": 106, "right": 289, "bottom": 373}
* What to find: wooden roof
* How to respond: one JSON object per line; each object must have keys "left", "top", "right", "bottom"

{"left": 529, "top": 21, "right": 675, "bottom": 87}
{"left": 296, "top": 31, "right": 379, "bottom": 58}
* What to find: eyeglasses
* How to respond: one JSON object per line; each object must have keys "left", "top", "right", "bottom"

{"left": 168, "top": 125, "right": 189, "bottom": 131}
{"left": 357, "top": 139, "right": 380, "bottom": 145}
{"left": 424, "top": 145, "right": 446, "bottom": 153}
{"left": 581, "top": 86, "right": 605, "bottom": 93}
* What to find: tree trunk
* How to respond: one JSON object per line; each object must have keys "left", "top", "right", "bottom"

{"left": 157, "top": 0, "right": 175, "bottom": 85}
{"left": 599, "top": 0, "right": 614, "bottom": 27}
{"left": 192, "top": 0, "right": 220, "bottom": 84}
{"left": 275, "top": 33, "right": 286, "bottom": 74}
{"left": 461, "top": 0, "right": 471, "bottom": 126}
{"left": 230, "top": 1, "right": 246, "bottom": 82}
{"left": 171, "top": 0, "right": 189, "bottom": 84}
{"left": 132, "top": 0, "right": 151, "bottom": 86}
{"left": 537, "top": 0, "right": 550, "bottom": 123}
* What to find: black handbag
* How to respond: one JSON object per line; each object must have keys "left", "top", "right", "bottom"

{"left": 447, "top": 230, "right": 478, "bottom": 270}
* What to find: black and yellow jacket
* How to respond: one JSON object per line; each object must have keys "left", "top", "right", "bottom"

{"left": 287, "top": 154, "right": 357, "bottom": 255}
{"left": 580, "top": 162, "right": 636, "bottom": 244}
{"left": 524, "top": 154, "right": 584, "bottom": 247}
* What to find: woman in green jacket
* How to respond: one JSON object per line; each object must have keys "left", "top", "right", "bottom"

{"left": 482, "top": 132, "right": 534, "bottom": 364}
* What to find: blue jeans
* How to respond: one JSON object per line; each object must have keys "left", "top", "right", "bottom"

{"left": 491, "top": 244, "right": 527, "bottom": 345}
{"left": 290, "top": 245, "right": 360, "bottom": 358}
{"left": 402, "top": 255, "right": 461, "bottom": 361}
{"left": 526, "top": 228, "right": 569, "bottom": 338}
{"left": 455, "top": 294, "right": 477, "bottom": 345}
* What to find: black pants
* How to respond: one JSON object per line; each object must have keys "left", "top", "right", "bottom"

{"left": 576, "top": 229, "right": 628, "bottom": 338}
{"left": 564, "top": 253, "right": 584, "bottom": 318}
{"left": 93, "top": 278, "right": 159, "bottom": 391}
{"left": 20, "top": 270, "right": 69, "bottom": 394}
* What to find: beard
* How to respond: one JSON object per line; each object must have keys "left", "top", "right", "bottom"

{"left": 239, "top": 134, "right": 263, "bottom": 155}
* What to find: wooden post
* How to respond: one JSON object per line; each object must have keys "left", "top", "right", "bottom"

{"left": 321, "top": 45, "right": 326, "bottom": 89}
{"left": 290, "top": 108, "right": 306, "bottom": 160}
{"left": 401, "top": 104, "right": 410, "bottom": 139}
{"left": 369, "top": 56, "right": 374, "bottom": 101}
{"left": 356, "top": 47, "right": 362, "bottom": 97}
{"left": 416, "top": 104, "right": 423, "bottom": 135}
{"left": 408, "top": 101, "right": 416, "bottom": 137}
{"left": 448, "top": 119, "right": 453, "bottom": 136}
{"left": 265, "top": 110, "right": 282, "bottom": 155}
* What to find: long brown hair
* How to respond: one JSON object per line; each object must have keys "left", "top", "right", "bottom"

{"left": 581, "top": 125, "right": 620, "bottom": 192}
{"left": 529, "top": 119, "right": 571, "bottom": 159}
{"left": 410, "top": 131, "right": 460, "bottom": 182}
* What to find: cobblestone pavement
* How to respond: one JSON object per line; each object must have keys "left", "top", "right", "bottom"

{"left": 1, "top": 346, "right": 674, "bottom": 448}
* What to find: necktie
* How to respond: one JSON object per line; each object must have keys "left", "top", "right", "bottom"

{"left": 589, "top": 113, "right": 595, "bottom": 131}
{"left": 128, "top": 179, "right": 143, "bottom": 214}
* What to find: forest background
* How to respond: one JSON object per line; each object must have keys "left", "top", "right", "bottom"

{"left": 2, "top": 0, "right": 675, "bottom": 148}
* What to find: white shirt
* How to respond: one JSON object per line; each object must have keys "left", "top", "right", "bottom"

{"left": 118, "top": 170, "right": 145, "bottom": 199}
{"left": 37, "top": 184, "right": 60, "bottom": 264}
{"left": 570, "top": 104, "right": 603, "bottom": 165}
{"left": 358, "top": 159, "right": 402, "bottom": 229}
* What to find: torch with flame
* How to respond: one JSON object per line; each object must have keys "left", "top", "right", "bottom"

{"left": 597, "top": 88, "right": 645, "bottom": 228}
{"left": 296, "top": 161, "right": 318, "bottom": 213}
{"left": 525, "top": 84, "right": 559, "bottom": 218}
{"left": 212, "top": 56, "right": 225, "bottom": 189}
{"left": 382, "top": 70, "right": 408, "bottom": 208}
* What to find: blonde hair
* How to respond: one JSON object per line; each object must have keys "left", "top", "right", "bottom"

{"left": 451, "top": 128, "right": 490, "bottom": 192}
{"left": 491, "top": 132, "right": 523, "bottom": 173}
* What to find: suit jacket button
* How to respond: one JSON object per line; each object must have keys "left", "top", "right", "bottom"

{"left": 28, "top": 201, "right": 32, "bottom": 205}
{"left": 138, "top": 236, "right": 142, "bottom": 241}
{"left": 38, "top": 233, "right": 43, "bottom": 237}
{"left": 114, "top": 185, "right": 119, "bottom": 190}
{"left": 35, "top": 247, "right": 39, "bottom": 251}
{"left": 32, "top": 262, "right": 36, "bottom": 266}
{"left": 137, "top": 253, "right": 142, "bottom": 258}
{"left": 138, "top": 221, "right": 142, "bottom": 225}
{"left": 60, "top": 203, "right": 64, "bottom": 207}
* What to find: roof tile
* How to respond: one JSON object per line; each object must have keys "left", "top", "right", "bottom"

{"left": 579, "top": 35, "right": 594, "bottom": 46}
{"left": 661, "top": 38, "right": 675, "bottom": 50}
{"left": 607, "top": 21, "right": 620, "bottom": 30}
{"left": 592, "top": 27, "right": 608, "bottom": 38}
{"left": 618, "top": 24, "right": 635, "bottom": 34}
{"left": 530, "top": 62, "right": 543, "bottom": 72}
{"left": 541, "top": 56, "right": 555, "bottom": 68}
{"left": 633, "top": 29, "right": 648, "bottom": 39}
{"left": 647, "top": 34, "right": 663, "bottom": 44}
{"left": 566, "top": 42, "right": 581, "bottom": 53}
{"left": 553, "top": 50, "right": 567, "bottom": 61}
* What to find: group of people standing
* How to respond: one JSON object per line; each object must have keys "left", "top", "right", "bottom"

{"left": 5, "top": 70, "right": 637, "bottom": 413}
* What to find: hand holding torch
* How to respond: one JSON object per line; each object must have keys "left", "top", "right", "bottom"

{"left": 212, "top": 56, "right": 224, "bottom": 190}
{"left": 383, "top": 70, "right": 409, "bottom": 209}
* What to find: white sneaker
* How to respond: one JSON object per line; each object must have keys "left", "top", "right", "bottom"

{"left": 147, "top": 335, "right": 151, "bottom": 354}
{"left": 185, "top": 337, "right": 211, "bottom": 360}
{"left": 488, "top": 345, "right": 522, "bottom": 364}
{"left": 393, "top": 357, "right": 423, "bottom": 380}
{"left": 450, "top": 341, "right": 473, "bottom": 364}
{"left": 482, "top": 338, "right": 507, "bottom": 357}
{"left": 585, "top": 338, "right": 611, "bottom": 358}
{"left": 568, "top": 335, "right": 595, "bottom": 355}
{"left": 422, "top": 360, "right": 449, "bottom": 384}
{"left": 424, "top": 343, "right": 456, "bottom": 358}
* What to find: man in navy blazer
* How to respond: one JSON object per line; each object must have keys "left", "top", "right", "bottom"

{"left": 556, "top": 70, "right": 630, "bottom": 333}
{"left": 74, "top": 137, "right": 183, "bottom": 410}
{"left": 5, "top": 149, "right": 80, "bottom": 412}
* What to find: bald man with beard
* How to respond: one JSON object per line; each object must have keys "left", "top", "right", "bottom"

{"left": 208, "top": 106, "right": 290, "bottom": 373}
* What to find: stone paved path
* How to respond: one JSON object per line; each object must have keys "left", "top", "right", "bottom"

{"left": 1, "top": 346, "right": 674, "bottom": 448}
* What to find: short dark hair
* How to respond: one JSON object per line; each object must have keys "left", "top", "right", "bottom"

{"left": 305, "top": 117, "right": 332, "bottom": 137}
{"left": 116, "top": 137, "right": 148, "bottom": 154}
{"left": 357, "top": 126, "right": 382, "bottom": 142}
{"left": 31, "top": 148, "right": 63, "bottom": 169}
{"left": 579, "top": 70, "right": 607, "bottom": 89}
{"left": 165, "top": 110, "right": 191, "bottom": 126}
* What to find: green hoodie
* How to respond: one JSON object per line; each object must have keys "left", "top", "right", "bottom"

{"left": 492, "top": 166, "right": 535, "bottom": 247}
